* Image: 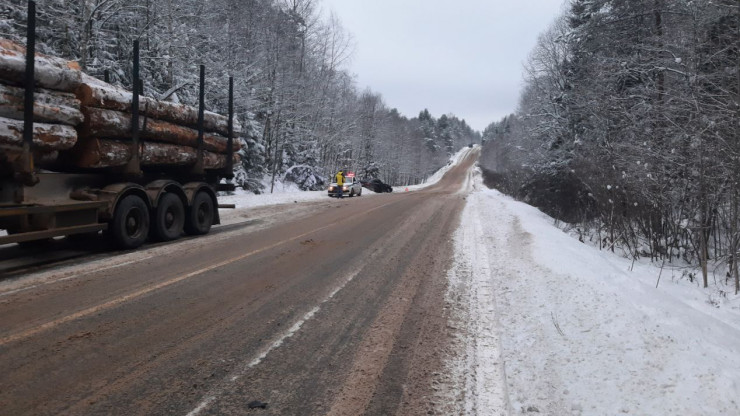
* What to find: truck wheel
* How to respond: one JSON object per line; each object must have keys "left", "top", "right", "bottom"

{"left": 185, "top": 192, "right": 213, "bottom": 235}
{"left": 153, "top": 193, "right": 184, "bottom": 241}
{"left": 111, "top": 195, "right": 150, "bottom": 249}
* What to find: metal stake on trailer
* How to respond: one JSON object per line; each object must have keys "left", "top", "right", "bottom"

{"left": 124, "top": 40, "right": 142, "bottom": 176}
{"left": 225, "top": 76, "right": 234, "bottom": 177}
{"left": 192, "top": 65, "right": 206, "bottom": 175}
{"left": 20, "top": 0, "right": 38, "bottom": 186}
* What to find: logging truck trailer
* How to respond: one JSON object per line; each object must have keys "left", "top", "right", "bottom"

{"left": 0, "top": 1, "right": 237, "bottom": 250}
{"left": 0, "top": 171, "right": 231, "bottom": 249}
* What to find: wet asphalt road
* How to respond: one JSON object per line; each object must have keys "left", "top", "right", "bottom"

{"left": 0, "top": 149, "right": 479, "bottom": 416}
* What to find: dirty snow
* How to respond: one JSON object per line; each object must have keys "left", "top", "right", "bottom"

{"left": 446, "top": 168, "right": 740, "bottom": 415}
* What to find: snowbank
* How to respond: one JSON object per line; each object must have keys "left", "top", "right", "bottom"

{"left": 446, "top": 170, "right": 740, "bottom": 415}
{"left": 217, "top": 187, "right": 329, "bottom": 226}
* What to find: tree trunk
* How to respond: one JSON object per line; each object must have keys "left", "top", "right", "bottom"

{"left": 270, "top": 110, "right": 282, "bottom": 194}
{"left": 0, "top": 39, "right": 82, "bottom": 92}
{"left": 654, "top": 0, "right": 665, "bottom": 105}
{"left": 79, "top": 107, "right": 240, "bottom": 154}
{"left": 700, "top": 167, "right": 709, "bottom": 288}
{"left": 0, "top": 116, "right": 77, "bottom": 151}
{"left": 68, "top": 138, "right": 231, "bottom": 169}
{"left": 734, "top": 0, "right": 740, "bottom": 294}
{"left": 0, "top": 83, "right": 83, "bottom": 126}
{"left": 700, "top": 223, "right": 709, "bottom": 288}
{"left": 77, "top": 74, "right": 243, "bottom": 136}
{"left": 79, "top": 0, "right": 91, "bottom": 70}
{"left": 733, "top": 189, "right": 739, "bottom": 294}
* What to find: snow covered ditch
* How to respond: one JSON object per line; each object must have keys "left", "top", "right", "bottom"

{"left": 445, "top": 168, "right": 740, "bottom": 415}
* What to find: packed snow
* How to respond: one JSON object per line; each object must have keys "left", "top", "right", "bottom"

{"left": 446, "top": 167, "right": 740, "bottom": 415}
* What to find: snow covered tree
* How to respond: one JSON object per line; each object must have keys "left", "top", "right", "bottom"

{"left": 480, "top": 0, "right": 740, "bottom": 286}
{"left": 4, "top": 0, "right": 475, "bottom": 194}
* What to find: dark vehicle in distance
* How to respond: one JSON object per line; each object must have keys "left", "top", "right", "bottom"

{"left": 361, "top": 178, "right": 393, "bottom": 193}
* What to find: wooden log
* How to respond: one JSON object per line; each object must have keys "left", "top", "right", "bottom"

{"left": 0, "top": 82, "right": 83, "bottom": 125}
{"left": 144, "top": 141, "right": 198, "bottom": 166}
{"left": 203, "top": 150, "right": 240, "bottom": 170}
{"left": 77, "top": 74, "right": 243, "bottom": 136}
{"left": 79, "top": 107, "right": 241, "bottom": 153}
{"left": 1, "top": 148, "right": 59, "bottom": 166}
{"left": 71, "top": 139, "right": 194, "bottom": 168}
{"left": 0, "top": 38, "right": 82, "bottom": 92}
{"left": 0, "top": 116, "right": 77, "bottom": 151}
{"left": 35, "top": 150, "right": 60, "bottom": 167}
{"left": 69, "top": 138, "right": 232, "bottom": 169}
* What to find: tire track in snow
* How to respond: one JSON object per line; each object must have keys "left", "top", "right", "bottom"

{"left": 444, "top": 174, "right": 511, "bottom": 415}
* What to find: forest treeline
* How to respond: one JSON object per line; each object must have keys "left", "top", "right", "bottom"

{"left": 1, "top": 0, "right": 478, "bottom": 191}
{"left": 480, "top": 0, "right": 740, "bottom": 292}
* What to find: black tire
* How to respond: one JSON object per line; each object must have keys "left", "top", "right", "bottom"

{"left": 185, "top": 192, "right": 214, "bottom": 235}
{"left": 152, "top": 193, "right": 185, "bottom": 241}
{"left": 110, "top": 194, "right": 150, "bottom": 249}
{"left": 357, "top": 189, "right": 362, "bottom": 196}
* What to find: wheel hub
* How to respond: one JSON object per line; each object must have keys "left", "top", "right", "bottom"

{"left": 165, "top": 210, "right": 175, "bottom": 228}
{"left": 197, "top": 205, "right": 209, "bottom": 223}
{"left": 125, "top": 209, "right": 142, "bottom": 236}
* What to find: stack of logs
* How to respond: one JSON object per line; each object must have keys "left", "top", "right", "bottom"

{"left": 0, "top": 38, "right": 241, "bottom": 172}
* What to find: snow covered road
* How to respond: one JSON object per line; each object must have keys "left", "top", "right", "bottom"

{"left": 447, "top": 169, "right": 740, "bottom": 415}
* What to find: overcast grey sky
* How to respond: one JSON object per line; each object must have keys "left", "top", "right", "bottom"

{"left": 319, "top": 0, "right": 566, "bottom": 132}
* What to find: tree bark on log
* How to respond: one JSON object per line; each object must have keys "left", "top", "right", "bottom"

{"left": 0, "top": 116, "right": 77, "bottom": 151}
{"left": 1, "top": 149, "right": 59, "bottom": 166}
{"left": 77, "top": 74, "right": 243, "bottom": 136}
{"left": 79, "top": 107, "right": 241, "bottom": 154}
{"left": 0, "top": 38, "right": 82, "bottom": 92}
{"left": 0, "top": 82, "right": 83, "bottom": 125}
{"left": 68, "top": 138, "right": 233, "bottom": 169}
